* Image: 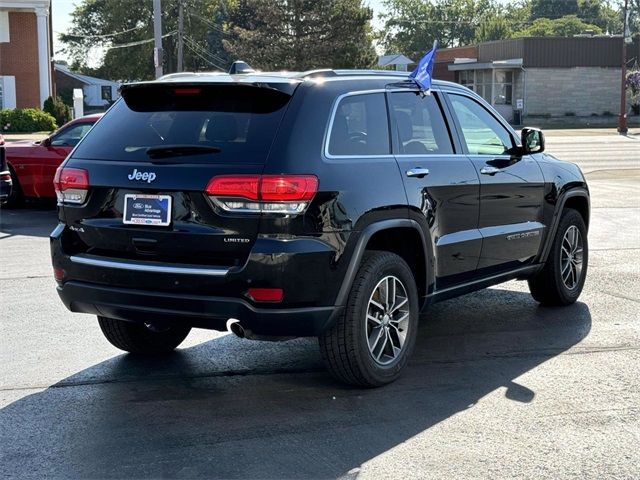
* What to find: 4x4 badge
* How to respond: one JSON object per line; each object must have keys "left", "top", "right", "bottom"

{"left": 127, "top": 168, "right": 156, "bottom": 183}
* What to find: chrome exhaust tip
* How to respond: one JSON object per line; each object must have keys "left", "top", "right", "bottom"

{"left": 226, "top": 319, "right": 245, "bottom": 339}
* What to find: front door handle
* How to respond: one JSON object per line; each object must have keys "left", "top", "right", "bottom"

{"left": 480, "top": 166, "right": 501, "bottom": 176}
{"left": 406, "top": 167, "right": 430, "bottom": 178}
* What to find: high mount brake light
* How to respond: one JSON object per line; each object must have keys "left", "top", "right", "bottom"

{"left": 174, "top": 87, "right": 202, "bottom": 95}
{"left": 53, "top": 167, "right": 89, "bottom": 204}
{"left": 205, "top": 174, "right": 318, "bottom": 214}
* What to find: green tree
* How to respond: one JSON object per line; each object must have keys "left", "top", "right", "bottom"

{"left": 530, "top": 0, "right": 578, "bottom": 20}
{"left": 515, "top": 14, "right": 603, "bottom": 37}
{"left": 223, "top": 0, "right": 377, "bottom": 70}
{"left": 475, "top": 15, "right": 512, "bottom": 42}
{"left": 43, "top": 96, "right": 72, "bottom": 126}
{"left": 380, "top": 0, "right": 497, "bottom": 59}
{"left": 60, "top": 0, "right": 223, "bottom": 81}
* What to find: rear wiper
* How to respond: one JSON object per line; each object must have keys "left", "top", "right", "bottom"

{"left": 145, "top": 144, "right": 221, "bottom": 160}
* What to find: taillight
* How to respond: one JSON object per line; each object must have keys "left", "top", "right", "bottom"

{"left": 53, "top": 267, "right": 66, "bottom": 283}
{"left": 205, "top": 174, "right": 318, "bottom": 214}
{"left": 53, "top": 167, "right": 89, "bottom": 204}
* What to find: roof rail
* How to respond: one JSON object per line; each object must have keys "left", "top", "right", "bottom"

{"left": 299, "top": 69, "right": 412, "bottom": 79}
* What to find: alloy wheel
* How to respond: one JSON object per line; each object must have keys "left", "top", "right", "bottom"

{"left": 365, "top": 275, "right": 410, "bottom": 365}
{"left": 560, "top": 225, "right": 584, "bottom": 290}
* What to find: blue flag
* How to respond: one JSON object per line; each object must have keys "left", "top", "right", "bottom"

{"left": 409, "top": 41, "right": 438, "bottom": 92}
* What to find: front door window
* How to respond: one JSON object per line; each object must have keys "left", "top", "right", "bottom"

{"left": 448, "top": 94, "right": 514, "bottom": 155}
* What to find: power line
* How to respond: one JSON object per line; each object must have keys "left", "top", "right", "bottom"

{"left": 183, "top": 37, "right": 225, "bottom": 70}
{"left": 188, "top": 12, "right": 232, "bottom": 38}
{"left": 184, "top": 41, "right": 225, "bottom": 70}
{"left": 106, "top": 31, "right": 177, "bottom": 51}
{"left": 57, "top": 24, "right": 146, "bottom": 40}
{"left": 184, "top": 35, "right": 228, "bottom": 67}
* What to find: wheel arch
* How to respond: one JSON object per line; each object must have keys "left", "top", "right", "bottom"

{"left": 334, "top": 219, "right": 432, "bottom": 309}
{"left": 539, "top": 188, "right": 590, "bottom": 263}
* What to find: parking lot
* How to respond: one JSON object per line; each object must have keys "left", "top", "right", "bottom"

{"left": 1, "top": 130, "right": 639, "bottom": 479}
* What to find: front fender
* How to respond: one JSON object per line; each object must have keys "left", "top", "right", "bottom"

{"left": 538, "top": 187, "right": 590, "bottom": 263}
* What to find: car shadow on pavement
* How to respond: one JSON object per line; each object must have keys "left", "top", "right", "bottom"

{"left": 0, "top": 289, "right": 591, "bottom": 479}
{"left": 0, "top": 207, "right": 58, "bottom": 239}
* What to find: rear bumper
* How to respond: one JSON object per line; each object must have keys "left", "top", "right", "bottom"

{"left": 51, "top": 224, "right": 350, "bottom": 337}
{"left": 57, "top": 281, "right": 340, "bottom": 337}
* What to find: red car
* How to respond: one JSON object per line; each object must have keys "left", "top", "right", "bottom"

{"left": 5, "top": 114, "right": 102, "bottom": 205}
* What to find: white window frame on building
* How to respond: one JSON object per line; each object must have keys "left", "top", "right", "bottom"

{"left": 449, "top": 58, "right": 522, "bottom": 122}
{"left": 0, "top": 0, "right": 53, "bottom": 108}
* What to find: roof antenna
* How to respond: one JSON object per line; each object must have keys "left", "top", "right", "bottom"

{"left": 229, "top": 60, "right": 255, "bottom": 74}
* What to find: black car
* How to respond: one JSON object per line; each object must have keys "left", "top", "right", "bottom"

{"left": 51, "top": 69, "right": 589, "bottom": 386}
{"left": 0, "top": 134, "right": 12, "bottom": 204}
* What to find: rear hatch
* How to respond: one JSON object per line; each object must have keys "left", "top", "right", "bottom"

{"left": 58, "top": 81, "right": 297, "bottom": 269}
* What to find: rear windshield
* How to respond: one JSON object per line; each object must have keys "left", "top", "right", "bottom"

{"left": 72, "top": 84, "right": 292, "bottom": 164}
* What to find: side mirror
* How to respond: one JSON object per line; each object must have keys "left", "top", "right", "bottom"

{"left": 41, "top": 137, "right": 52, "bottom": 147}
{"left": 521, "top": 127, "right": 544, "bottom": 154}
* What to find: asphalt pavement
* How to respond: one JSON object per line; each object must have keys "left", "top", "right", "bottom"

{"left": 0, "top": 132, "right": 638, "bottom": 479}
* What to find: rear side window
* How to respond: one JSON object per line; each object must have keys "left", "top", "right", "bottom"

{"left": 328, "top": 93, "right": 390, "bottom": 156}
{"left": 71, "top": 85, "right": 292, "bottom": 164}
{"left": 388, "top": 92, "right": 453, "bottom": 155}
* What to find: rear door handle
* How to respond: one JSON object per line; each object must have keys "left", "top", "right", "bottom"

{"left": 406, "top": 168, "right": 430, "bottom": 178}
{"left": 480, "top": 166, "right": 501, "bottom": 175}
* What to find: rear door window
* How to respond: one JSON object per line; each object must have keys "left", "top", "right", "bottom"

{"left": 327, "top": 93, "right": 390, "bottom": 156}
{"left": 388, "top": 92, "right": 453, "bottom": 155}
{"left": 71, "top": 84, "right": 293, "bottom": 164}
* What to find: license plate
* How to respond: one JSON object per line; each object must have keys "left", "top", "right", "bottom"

{"left": 123, "top": 194, "right": 172, "bottom": 226}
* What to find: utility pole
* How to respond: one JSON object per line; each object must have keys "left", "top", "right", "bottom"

{"left": 153, "top": 0, "right": 163, "bottom": 79}
{"left": 618, "top": 0, "right": 629, "bottom": 134}
{"left": 177, "top": 0, "right": 184, "bottom": 72}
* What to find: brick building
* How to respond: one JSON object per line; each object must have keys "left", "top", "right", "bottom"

{"left": 0, "top": 0, "right": 53, "bottom": 109}
{"left": 433, "top": 36, "right": 640, "bottom": 123}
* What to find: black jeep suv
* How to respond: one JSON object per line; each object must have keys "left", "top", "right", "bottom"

{"left": 51, "top": 70, "right": 589, "bottom": 386}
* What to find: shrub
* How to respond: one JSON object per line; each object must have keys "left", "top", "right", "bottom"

{"left": 43, "top": 96, "right": 72, "bottom": 126}
{"left": 0, "top": 108, "right": 57, "bottom": 133}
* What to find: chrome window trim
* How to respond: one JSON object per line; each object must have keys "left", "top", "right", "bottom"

{"left": 323, "top": 87, "right": 473, "bottom": 161}
{"left": 70, "top": 254, "right": 231, "bottom": 276}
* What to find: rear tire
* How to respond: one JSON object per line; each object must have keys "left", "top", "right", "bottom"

{"left": 97, "top": 316, "right": 191, "bottom": 354}
{"left": 319, "top": 251, "right": 419, "bottom": 387}
{"left": 528, "top": 208, "right": 588, "bottom": 306}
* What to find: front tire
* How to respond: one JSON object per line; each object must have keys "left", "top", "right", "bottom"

{"left": 97, "top": 316, "right": 191, "bottom": 354}
{"left": 4, "top": 165, "right": 24, "bottom": 208}
{"left": 319, "top": 251, "right": 419, "bottom": 387}
{"left": 528, "top": 208, "right": 588, "bottom": 306}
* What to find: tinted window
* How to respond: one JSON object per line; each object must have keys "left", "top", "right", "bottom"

{"left": 328, "top": 93, "right": 389, "bottom": 156}
{"left": 449, "top": 94, "right": 513, "bottom": 155}
{"left": 72, "top": 85, "right": 291, "bottom": 164}
{"left": 389, "top": 92, "right": 453, "bottom": 155}
{"left": 51, "top": 123, "right": 94, "bottom": 147}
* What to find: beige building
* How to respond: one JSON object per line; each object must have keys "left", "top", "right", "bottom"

{"left": 434, "top": 36, "right": 640, "bottom": 123}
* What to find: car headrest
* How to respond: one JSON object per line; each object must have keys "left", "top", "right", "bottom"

{"left": 205, "top": 114, "right": 238, "bottom": 142}
{"left": 395, "top": 111, "right": 413, "bottom": 143}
